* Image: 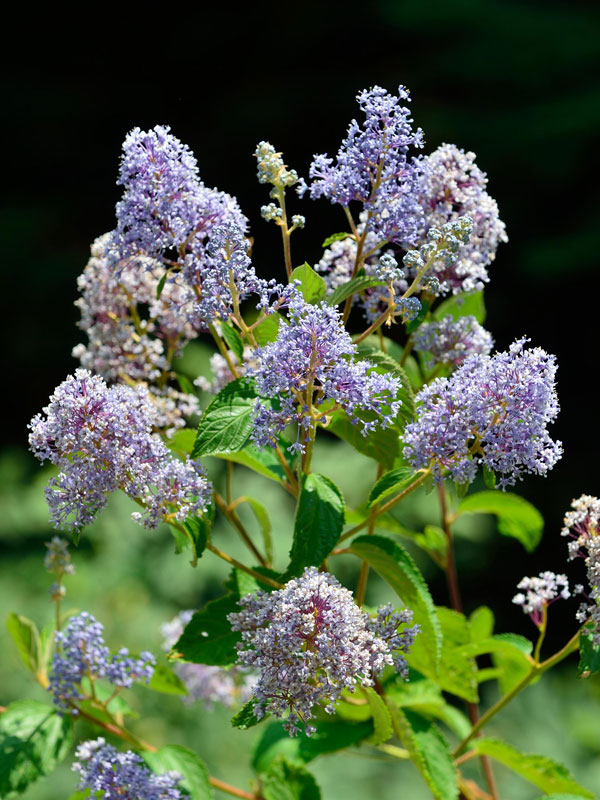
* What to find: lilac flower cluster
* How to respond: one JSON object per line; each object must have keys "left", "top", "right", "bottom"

{"left": 416, "top": 144, "right": 507, "bottom": 294}
{"left": 403, "top": 338, "right": 562, "bottom": 487}
{"left": 161, "top": 611, "right": 255, "bottom": 709}
{"left": 28, "top": 370, "right": 211, "bottom": 530}
{"left": 512, "top": 572, "right": 570, "bottom": 627}
{"left": 300, "top": 86, "right": 426, "bottom": 246}
{"left": 228, "top": 567, "right": 419, "bottom": 736}
{"left": 73, "top": 739, "right": 182, "bottom": 800}
{"left": 562, "top": 495, "right": 600, "bottom": 644}
{"left": 250, "top": 295, "right": 401, "bottom": 452}
{"left": 49, "top": 612, "right": 155, "bottom": 710}
{"left": 413, "top": 315, "right": 494, "bottom": 371}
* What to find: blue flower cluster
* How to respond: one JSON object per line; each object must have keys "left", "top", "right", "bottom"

{"left": 49, "top": 613, "right": 155, "bottom": 710}
{"left": 403, "top": 338, "right": 562, "bottom": 487}
{"left": 413, "top": 314, "right": 494, "bottom": 371}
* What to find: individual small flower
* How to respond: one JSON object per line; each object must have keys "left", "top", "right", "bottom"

{"left": 301, "top": 86, "right": 426, "bottom": 246}
{"left": 413, "top": 315, "right": 494, "bottom": 370}
{"left": 161, "top": 611, "right": 255, "bottom": 709}
{"left": 72, "top": 738, "right": 182, "bottom": 799}
{"left": 512, "top": 571, "right": 570, "bottom": 627}
{"left": 255, "top": 141, "right": 299, "bottom": 188}
{"left": 28, "top": 370, "right": 211, "bottom": 531}
{"left": 249, "top": 295, "right": 401, "bottom": 452}
{"left": 44, "top": 536, "right": 75, "bottom": 576}
{"left": 228, "top": 567, "right": 419, "bottom": 736}
{"left": 562, "top": 495, "right": 600, "bottom": 644}
{"left": 49, "top": 612, "right": 156, "bottom": 710}
{"left": 415, "top": 143, "right": 508, "bottom": 294}
{"left": 403, "top": 338, "right": 562, "bottom": 487}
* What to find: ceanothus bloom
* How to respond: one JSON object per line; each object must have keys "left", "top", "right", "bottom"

{"left": 228, "top": 567, "right": 419, "bottom": 736}
{"left": 413, "top": 314, "right": 494, "bottom": 371}
{"left": 300, "top": 86, "right": 426, "bottom": 246}
{"left": 72, "top": 738, "right": 182, "bottom": 799}
{"left": 512, "top": 572, "right": 570, "bottom": 627}
{"left": 249, "top": 295, "right": 402, "bottom": 452}
{"left": 562, "top": 495, "right": 600, "bottom": 645}
{"left": 403, "top": 338, "right": 562, "bottom": 487}
{"left": 28, "top": 369, "right": 211, "bottom": 530}
{"left": 416, "top": 143, "right": 508, "bottom": 294}
{"left": 49, "top": 613, "right": 155, "bottom": 710}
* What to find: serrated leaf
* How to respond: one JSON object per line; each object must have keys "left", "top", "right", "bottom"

{"left": 144, "top": 745, "right": 213, "bottom": 799}
{"left": 471, "top": 738, "right": 593, "bottom": 797}
{"left": 349, "top": 535, "right": 441, "bottom": 674}
{"left": 327, "top": 275, "right": 385, "bottom": 307}
{"left": 433, "top": 291, "right": 486, "bottom": 324}
{"left": 231, "top": 698, "right": 265, "bottom": 730}
{"left": 322, "top": 231, "right": 352, "bottom": 248}
{"left": 0, "top": 700, "right": 73, "bottom": 798}
{"left": 577, "top": 623, "right": 600, "bottom": 678}
{"left": 290, "top": 263, "right": 326, "bottom": 304}
{"left": 490, "top": 633, "right": 535, "bottom": 693}
{"left": 193, "top": 379, "right": 267, "bottom": 457}
{"left": 364, "top": 687, "right": 393, "bottom": 744}
{"left": 6, "top": 613, "right": 42, "bottom": 676}
{"left": 367, "top": 467, "right": 417, "bottom": 508}
{"left": 286, "top": 474, "right": 345, "bottom": 577}
{"left": 457, "top": 490, "right": 544, "bottom": 552}
{"left": 254, "top": 312, "right": 285, "bottom": 346}
{"left": 430, "top": 607, "right": 478, "bottom": 703}
{"left": 262, "top": 756, "right": 321, "bottom": 800}
{"left": 386, "top": 701, "right": 459, "bottom": 800}
{"left": 219, "top": 321, "right": 244, "bottom": 362}
{"left": 214, "top": 440, "right": 295, "bottom": 484}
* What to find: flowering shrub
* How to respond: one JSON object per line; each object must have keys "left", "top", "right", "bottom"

{"left": 4, "top": 84, "right": 599, "bottom": 800}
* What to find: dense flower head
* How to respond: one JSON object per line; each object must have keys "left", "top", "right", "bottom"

{"left": 413, "top": 315, "right": 494, "bottom": 370}
{"left": 28, "top": 370, "right": 211, "bottom": 530}
{"left": 228, "top": 567, "right": 419, "bottom": 736}
{"left": 49, "top": 613, "right": 155, "bottom": 710}
{"left": 403, "top": 338, "right": 562, "bottom": 487}
{"left": 255, "top": 141, "right": 299, "bottom": 188}
{"left": 73, "top": 738, "right": 182, "bottom": 799}
{"left": 249, "top": 295, "right": 401, "bottom": 452}
{"left": 161, "top": 611, "right": 255, "bottom": 709}
{"left": 300, "top": 86, "right": 426, "bottom": 245}
{"left": 416, "top": 143, "right": 507, "bottom": 294}
{"left": 562, "top": 495, "right": 600, "bottom": 645}
{"left": 512, "top": 571, "right": 570, "bottom": 626}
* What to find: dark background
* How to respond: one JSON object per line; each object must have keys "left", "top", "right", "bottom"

{"left": 2, "top": 0, "right": 599, "bottom": 642}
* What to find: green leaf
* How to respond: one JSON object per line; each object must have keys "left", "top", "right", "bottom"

{"left": 534, "top": 796, "right": 594, "bottom": 800}
{"left": 364, "top": 687, "right": 392, "bottom": 744}
{"left": 577, "top": 623, "right": 600, "bottom": 678}
{"left": 254, "top": 312, "right": 284, "bottom": 346}
{"left": 386, "top": 701, "right": 459, "bottom": 800}
{"left": 144, "top": 745, "right": 213, "bottom": 800}
{"left": 193, "top": 379, "right": 263, "bottom": 457}
{"left": 471, "top": 738, "right": 594, "bottom": 797}
{"left": 215, "top": 440, "right": 295, "bottom": 484}
{"left": 0, "top": 700, "right": 73, "bottom": 798}
{"left": 6, "top": 613, "right": 42, "bottom": 676}
{"left": 156, "top": 270, "right": 168, "bottom": 300}
{"left": 367, "top": 467, "right": 418, "bottom": 508}
{"left": 322, "top": 232, "right": 352, "bottom": 248}
{"left": 174, "top": 593, "right": 242, "bottom": 666}
{"left": 490, "top": 633, "right": 535, "bottom": 693}
{"left": 483, "top": 464, "right": 496, "bottom": 489}
{"left": 433, "top": 291, "right": 486, "bottom": 324}
{"left": 177, "top": 372, "right": 197, "bottom": 396}
{"left": 184, "top": 510, "right": 212, "bottom": 565}
{"left": 457, "top": 490, "right": 544, "bottom": 552}
{"left": 145, "top": 663, "right": 188, "bottom": 695}
{"left": 262, "top": 756, "right": 321, "bottom": 800}
{"left": 231, "top": 699, "right": 264, "bottom": 730}
{"left": 431, "top": 607, "right": 478, "bottom": 703}
{"left": 384, "top": 675, "right": 472, "bottom": 737}
{"left": 469, "top": 606, "right": 495, "bottom": 642}
{"left": 167, "top": 428, "right": 196, "bottom": 457}
{"left": 286, "top": 474, "right": 345, "bottom": 576}
{"left": 349, "top": 535, "right": 441, "bottom": 674}
{"left": 219, "top": 321, "right": 244, "bottom": 362}
{"left": 290, "top": 263, "right": 327, "bottom": 304}
{"left": 236, "top": 496, "right": 273, "bottom": 563}
{"left": 327, "top": 275, "right": 385, "bottom": 307}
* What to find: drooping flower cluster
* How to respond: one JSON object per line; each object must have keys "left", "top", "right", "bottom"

{"left": 414, "top": 314, "right": 494, "bottom": 371}
{"left": 403, "top": 338, "right": 562, "bottom": 487}
{"left": 512, "top": 572, "right": 570, "bottom": 627}
{"left": 161, "top": 611, "right": 255, "bottom": 709}
{"left": 49, "top": 613, "right": 155, "bottom": 710}
{"left": 28, "top": 370, "right": 211, "bottom": 530}
{"left": 562, "top": 495, "right": 600, "bottom": 644}
{"left": 250, "top": 295, "right": 401, "bottom": 452}
{"left": 416, "top": 143, "right": 508, "bottom": 294}
{"left": 72, "top": 739, "right": 182, "bottom": 800}
{"left": 228, "top": 567, "right": 419, "bottom": 736}
{"left": 300, "top": 86, "right": 426, "bottom": 246}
